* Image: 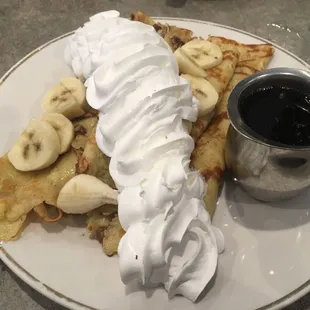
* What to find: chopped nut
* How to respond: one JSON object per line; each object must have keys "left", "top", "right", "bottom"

{"left": 74, "top": 124, "right": 87, "bottom": 136}
{"left": 102, "top": 215, "right": 125, "bottom": 257}
{"left": 171, "top": 35, "right": 185, "bottom": 50}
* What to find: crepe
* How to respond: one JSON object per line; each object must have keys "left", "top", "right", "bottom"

{"left": 0, "top": 116, "right": 115, "bottom": 241}
{"left": 130, "top": 11, "right": 193, "bottom": 51}
{"left": 191, "top": 37, "right": 274, "bottom": 217}
{"left": 0, "top": 215, "right": 27, "bottom": 241}
{"left": 0, "top": 149, "right": 77, "bottom": 224}
{"left": 87, "top": 205, "right": 124, "bottom": 256}
{"left": 72, "top": 116, "right": 114, "bottom": 189}
{"left": 71, "top": 116, "right": 98, "bottom": 156}
{"left": 75, "top": 119, "right": 120, "bottom": 255}
{"left": 209, "top": 36, "right": 275, "bottom": 62}
{"left": 190, "top": 41, "right": 239, "bottom": 141}
{"left": 76, "top": 122, "right": 115, "bottom": 189}
{"left": 130, "top": 11, "right": 240, "bottom": 142}
{"left": 102, "top": 215, "right": 125, "bottom": 256}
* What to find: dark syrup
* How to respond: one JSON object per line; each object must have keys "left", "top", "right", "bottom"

{"left": 240, "top": 86, "right": 310, "bottom": 146}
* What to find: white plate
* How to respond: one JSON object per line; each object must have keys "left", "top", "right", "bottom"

{"left": 1, "top": 17, "right": 310, "bottom": 310}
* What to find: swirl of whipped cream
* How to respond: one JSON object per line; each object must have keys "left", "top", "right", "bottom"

{"left": 64, "top": 10, "right": 167, "bottom": 80}
{"left": 65, "top": 11, "right": 224, "bottom": 302}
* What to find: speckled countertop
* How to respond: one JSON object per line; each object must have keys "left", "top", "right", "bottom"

{"left": 1, "top": 0, "right": 310, "bottom": 309}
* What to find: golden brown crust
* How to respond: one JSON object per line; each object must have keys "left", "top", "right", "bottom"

{"left": 102, "top": 215, "right": 125, "bottom": 256}
{"left": 76, "top": 121, "right": 115, "bottom": 189}
{"left": 208, "top": 36, "right": 274, "bottom": 62}
{"left": 130, "top": 10, "right": 156, "bottom": 25}
{"left": 71, "top": 117, "right": 98, "bottom": 157}
{"left": 163, "top": 25, "right": 193, "bottom": 51}
{"left": 0, "top": 115, "right": 116, "bottom": 241}
{"left": 130, "top": 11, "right": 193, "bottom": 51}
{"left": 0, "top": 215, "right": 27, "bottom": 241}
{"left": 190, "top": 42, "right": 239, "bottom": 141}
{"left": 0, "top": 149, "right": 77, "bottom": 222}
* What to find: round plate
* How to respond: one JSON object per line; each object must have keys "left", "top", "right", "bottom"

{"left": 1, "top": 17, "right": 310, "bottom": 310}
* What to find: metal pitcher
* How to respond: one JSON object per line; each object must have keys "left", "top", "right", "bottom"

{"left": 226, "top": 67, "right": 310, "bottom": 202}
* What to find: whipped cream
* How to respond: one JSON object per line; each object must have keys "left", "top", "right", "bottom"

{"left": 65, "top": 11, "right": 224, "bottom": 302}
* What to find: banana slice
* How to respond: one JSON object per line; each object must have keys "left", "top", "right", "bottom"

{"left": 42, "top": 77, "right": 88, "bottom": 120}
{"left": 182, "top": 74, "right": 219, "bottom": 117}
{"left": 181, "top": 39, "right": 223, "bottom": 70}
{"left": 8, "top": 119, "right": 61, "bottom": 171}
{"left": 57, "top": 174, "right": 118, "bottom": 214}
{"left": 61, "top": 77, "right": 90, "bottom": 111}
{"left": 174, "top": 48, "right": 207, "bottom": 78}
{"left": 42, "top": 113, "right": 74, "bottom": 154}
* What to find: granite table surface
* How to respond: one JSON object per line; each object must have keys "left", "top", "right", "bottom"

{"left": 1, "top": 0, "right": 310, "bottom": 309}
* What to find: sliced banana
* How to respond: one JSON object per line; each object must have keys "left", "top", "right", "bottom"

{"left": 181, "top": 39, "right": 223, "bottom": 70}
{"left": 182, "top": 74, "right": 219, "bottom": 117}
{"left": 61, "top": 77, "right": 90, "bottom": 111}
{"left": 174, "top": 48, "right": 207, "bottom": 78}
{"left": 57, "top": 174, "right": 118, "bottom": 214}
{"left": 42, "top": 113, "right": 74, "bottom": 154}
{"left": 8, "top": 119, "right": 61, "bottom": 171}
{"left": 42, "top": 77, "right": 88, "bottom": 120}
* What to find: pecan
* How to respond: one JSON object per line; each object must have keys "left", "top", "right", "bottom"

{"left": 153, "top": 23, "right": 162, "bottom": 32}
{"left": 74, "top": 124, "right": 87, "bottom": 136}
{"left": 171, "top": 35, "right": 185, "bottom": 50}
{"left": 153, "top": 23, "right": 168, "bottom": 38}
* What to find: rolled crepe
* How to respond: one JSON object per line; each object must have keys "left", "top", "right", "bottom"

{"left": 191, "top": 37, "right": 274, "bottom": 217}
{"left": 0, "top": 149, "right": 77, "bottom": 222}
{"left": 130, "top": 11, "right": 193, "bottom": 51}
{"left": 209, "top": 36, "right": 275, "bottom": 62}
{"left": 190, "top": 41, "right": 239, "bottom": 141}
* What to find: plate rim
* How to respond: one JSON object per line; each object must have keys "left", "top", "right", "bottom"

{"left": 0, "top": 16, "right": 309, "bottom": 310}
